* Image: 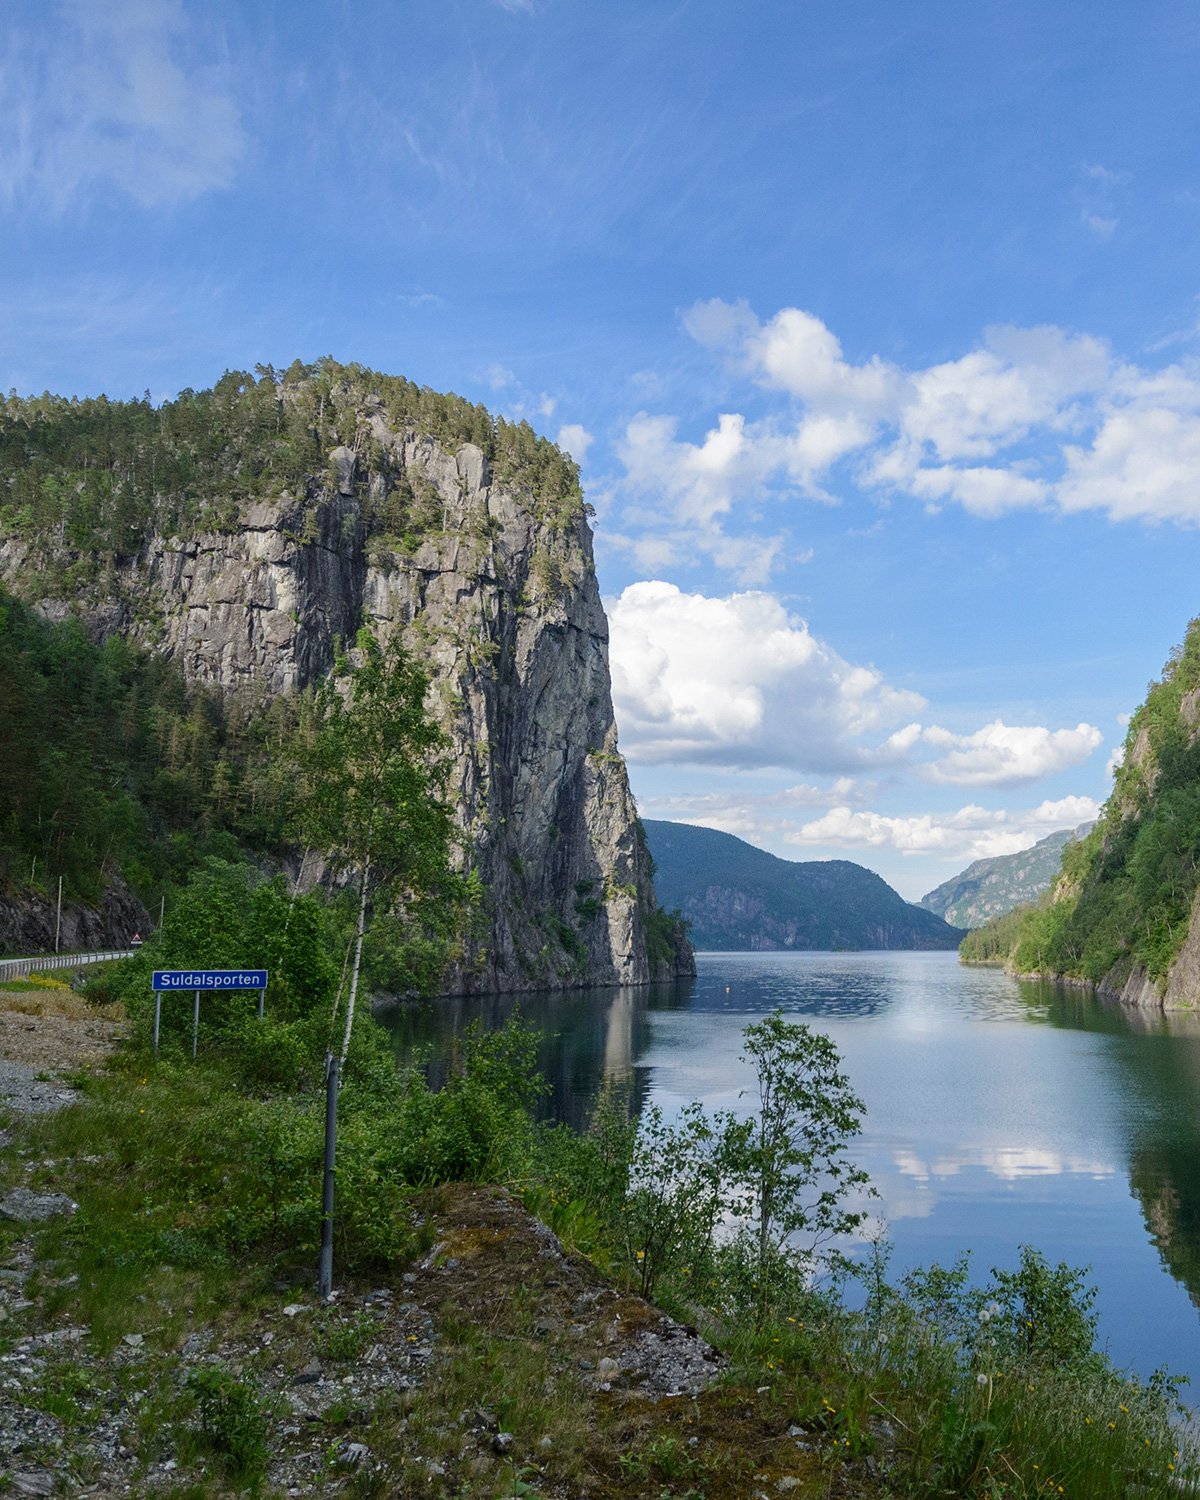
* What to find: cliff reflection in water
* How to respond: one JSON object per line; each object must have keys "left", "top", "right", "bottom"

{"left": 1019, "top": 978, "right": 1200, "bottom": 1311}
{"left": 377, "top": 981, "right": 691, "bottom": 1132}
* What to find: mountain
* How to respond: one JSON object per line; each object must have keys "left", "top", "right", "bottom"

{"left": 918, "top": 824, "right": 1094, "bottom": 929}
{"left": 0, "top": 362, "right": 693, "bottom": 990}
{"left": 961, "top": 617, "right": 1200, "bottom": 1010}
{"left": 643, "top": 820, "right": 963, "bottom": 951}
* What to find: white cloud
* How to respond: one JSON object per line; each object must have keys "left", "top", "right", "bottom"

{"left": 788, "top": 794, "right": 1102, "bottom": 862}
{"left": 1058, "top": 405, "right": 1200, "bottom": 522}
{"left": 0, "top": 0, "right": 244, "bottom": 210}
{"left": 607, "top": 581, "right": 924, "bottom": 771}
{"left": 1084, "top": 213, "right": 1118, "bottom": 240}
{"left": 919, "top": 720, "right": 1103, "bottom": 787}
{"left": 557, "top": 423, "right": 594, "bottom": 464}
{"left": 616, "top": 299, "right": 1200, "bottom": 552}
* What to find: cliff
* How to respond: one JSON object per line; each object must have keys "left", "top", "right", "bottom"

{"left": 918, "top": 823, "right": 1093, "bottom": 930}
{"left": 967, "top": 617, "right": 1200, "bottom": 1009}
{"left": 643, "top": 820, "right": 963, "bottom": 951}
{"left": 0, "top": 363, "right": 693, "bottom": 991}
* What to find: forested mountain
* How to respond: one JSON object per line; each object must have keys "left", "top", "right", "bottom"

{"left": 643, "top": 820, "right": 963, "bottom": 951}
{"left": 962, "top": 618, "right": 1200, "bottom": 1009}
{"left": 918, "top": 824, "right": 1093, "bottom": 929}
{"left": 0, "top": 362, "right": 692, "bottom": 990}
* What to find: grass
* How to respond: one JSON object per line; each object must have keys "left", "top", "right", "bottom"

{"left": 2, "top": 1019, "right": 1198, "bottom": 1498}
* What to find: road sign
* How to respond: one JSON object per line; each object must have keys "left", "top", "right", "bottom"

{"left": 152, "top": 969, "right": 268, "bottom": 991}
{"left": 150, "top": 969, "right": 270, "bottom": 1058}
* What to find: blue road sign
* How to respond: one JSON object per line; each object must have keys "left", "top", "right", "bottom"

{"left": 152, "top": 969, "right": 268, "bottom": 991}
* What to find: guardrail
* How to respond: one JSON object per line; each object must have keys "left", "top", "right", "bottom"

{"left": 0, "top": 949, "right": 134, "bottom": 983}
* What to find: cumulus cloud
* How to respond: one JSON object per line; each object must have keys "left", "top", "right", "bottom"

{"left": 0, "top": 0, "right": 244, "bottom": 210}
{"left": 918, "top": 720, "right": 1103, "bottom": 787}
{"left": 788, "top": 794, "right": 1102, "bottom": 862}
{"left": 557, "top": 423, "right": 594, "bottom": 464}
{"left": 608, "top": 580, "right": 1104, "bottom": 792}
{"left": 618, "top": 298, "right": 1200, "bottom": 548}
{"left": 607, "top": 581, "right": 924, "bottom": 771}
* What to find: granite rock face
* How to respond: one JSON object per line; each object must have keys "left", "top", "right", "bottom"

{"left": 1, "top": 418, "right": 691, "bottom": 994}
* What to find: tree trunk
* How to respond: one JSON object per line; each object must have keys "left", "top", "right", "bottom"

{"left": 340, "top": 856, "right": 371, "bottom": 1064}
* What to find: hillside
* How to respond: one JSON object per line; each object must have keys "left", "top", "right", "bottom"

{"left": 963, "top": 617, "right": 1200, "bottom": 1009}
{"left": 0, "top": 362, "right": 692, "bottom": 990}
{"left": 918, "top": 824, "right": 1093, "bottom": 928}
{"left": 643, "top": 820, "right": 963, "bottom": 951}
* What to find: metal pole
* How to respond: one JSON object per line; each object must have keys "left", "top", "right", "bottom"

{"left": 153, "top": 994, "right": 161, "bottom": 1059}
{"left": 192, "top": 990, "right": 200, "bottom": 1059}
{"left": 54, "top": 875, "right": 62, "bottom": 953}
{"left": 318, "top": 1051, "right": 339, "bottom": 1298}
{"left": 258, "top": 986, "right": 265, "bottom": 1020}
{"left": 159, "top": 893, "right": 165, "bottom": 930}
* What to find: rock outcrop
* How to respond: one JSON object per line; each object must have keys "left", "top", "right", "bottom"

{"left": 0, "top": 371, "right": 692, "bottom": 993}
{"left": 0, "top": 878, "right": 149, "bottom": 959}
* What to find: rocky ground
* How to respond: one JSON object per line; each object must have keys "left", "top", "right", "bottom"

{"left": 1, "top": 1000, "right": 856, "bottom": 1498}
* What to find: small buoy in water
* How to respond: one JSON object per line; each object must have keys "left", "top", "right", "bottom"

{"left": 725, "top": 986, "right": 731, "bottom": 993}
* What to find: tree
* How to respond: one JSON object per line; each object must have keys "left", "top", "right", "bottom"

{"left": 720, "top": 1011, "right": 869, "bottom": 1328}
{"left": 289, "top": 627, "right": 467, "bottom": 1292}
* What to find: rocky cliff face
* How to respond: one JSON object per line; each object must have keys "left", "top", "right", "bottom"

{"left": 0, "top": 376, "right": 692, "bottom": 993}
{"left": 0, "top": 879, "right": 149, "bottom": 958}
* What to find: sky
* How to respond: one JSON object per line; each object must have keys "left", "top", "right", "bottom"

{"left": 4, "top": 0, "right": 1200, "bottom": 899}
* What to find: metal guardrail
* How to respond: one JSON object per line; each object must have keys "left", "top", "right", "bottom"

{"left": 0, "top": 949, "right": 134, "bottom": 983}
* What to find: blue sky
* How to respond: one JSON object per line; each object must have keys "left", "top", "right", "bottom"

{"left": 4, "top": 0, "right": 1200, "bottom": 898}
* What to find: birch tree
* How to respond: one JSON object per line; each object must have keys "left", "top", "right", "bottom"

{"left": 292, "top": 627, "right": 460, "bottom": 1063}
{"left": 291, "top": 628, "right": 463, "bottom": 1295}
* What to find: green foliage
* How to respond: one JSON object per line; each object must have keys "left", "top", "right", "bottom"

{"left": 0, "top": 588, "right": 292, "bottom": 907}
{"left": 959, "top": 903, "right": 1038, "bottom": 964}
{"left": 389, "top": 1017, "right": 548, "bottom": 1186}
{"left": 720, "top": 1011, "right": 869, "bottom": 1328}
{"left": 643, "top": 904, "right": 686, "bottom": 969}
{"left": 622, "top": 1102, "right": 724, "bottom": 1298}
{"left": 287, "top": 629, "right": 472, "bottom": 1026}
{"left": 0, "top": 360, "right": 582, "bottom": 567}
{"left": 99, "top": 859, "right": 338, "bottom": 1084}
{"left": 185, "top": 1364, "right": 270, "bottom": 1488}
{"left": 985, "top": 616, "right": 1200, "bottom": 985}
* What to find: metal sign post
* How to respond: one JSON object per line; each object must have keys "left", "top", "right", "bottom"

{"left": 150, "top": 970, "right": 270, "bottom": 1059}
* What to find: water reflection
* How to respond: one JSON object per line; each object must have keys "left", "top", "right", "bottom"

{"left": 378, "top": 982, "right": 681, "bottom": 1130}
{"left": 378, "top": 952, "right": 1200, "bottom": 1387}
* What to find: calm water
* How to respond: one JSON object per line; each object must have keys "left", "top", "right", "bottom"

{"left": 381, "top": 950, "right": 1200, "bottom": 1398}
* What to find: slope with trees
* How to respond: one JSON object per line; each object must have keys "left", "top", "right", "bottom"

{"left": 963, "top": 617, "right": 1200, "bottom": 1008}
{"left": 643, "top": 820, "right": 962, "bottom": 951}
{"left": 918, "top": 824, "right": 1093, "bottom": 929}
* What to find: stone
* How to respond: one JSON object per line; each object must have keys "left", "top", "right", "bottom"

{"left": 337, "top": 1440, "right": 370, "bottom": 1467}
{"left": 121, "top": 1333, "right": 144, "bottom": 1348}
{"left": 10, "top": 1474, "right": 55, "bottom": 1497}
{"left": 0, "top": 1188, "right": 77, "bottom": 1222}
{"left": 492, "top": 1432, "right": 515, "bottom": 1456}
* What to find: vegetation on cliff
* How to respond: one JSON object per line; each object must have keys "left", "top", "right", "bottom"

{"left": 0, "top": 359, "right": 584, "bottom": 573}
{"left": 964, "top": 618, "right": 1200, "bottom": 988}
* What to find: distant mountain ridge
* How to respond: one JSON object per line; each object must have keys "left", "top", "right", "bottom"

{"left": 642, "top": 820, "right": 963, "bottom": 952}
{"left": 917, "top": 824, "right": 1094, "bottom": 930}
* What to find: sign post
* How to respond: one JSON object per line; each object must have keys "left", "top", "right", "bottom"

{"left": 150, "top": 970, "right": 269, "bottom": 1060}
